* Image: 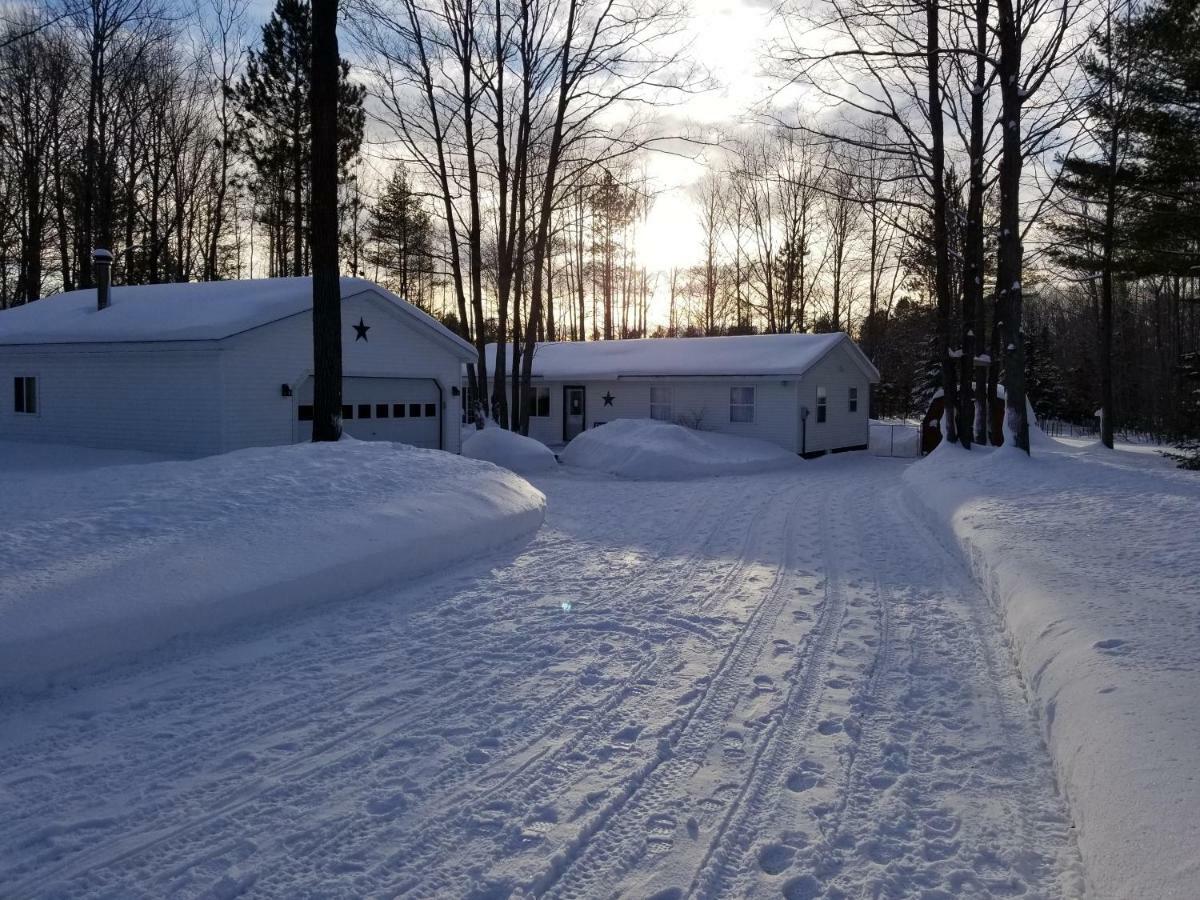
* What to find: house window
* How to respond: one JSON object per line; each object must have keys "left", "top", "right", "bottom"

{"left": 409, "top": 403, "right": 421, "bottom": 418}
{"left": 342, "top": 405, "right": 353, "bottom": 419}
{"left": 376, "top": 403, "right": 390, "bottom": 418}
{"left": 358, "top": 404, "right": 372, "bottom": 419}
{"left": 298, "top": 405, "right": 314, "bottom": 421}
{"left": 730, "top": 386, "right": 755, "bottom": 423}
{"left": 650, "top": 386, "right": 673, "bottom": 421}
{"left": 816, "top": 386, "right": 827, "bottom": 423}
{"left": 394, "top": 403, "right": 406, "bottom": 418}
{"left": 848, "top": 387, "right": 858, "bottom": 413}
{"left": 527, "top": 386, "right": 551, "bottom": 418}
{"left": 425, "top": 403, "right": 437, "bottom": 417}
{"left": 13, "top": 376, "right": 37, "bottom": 414}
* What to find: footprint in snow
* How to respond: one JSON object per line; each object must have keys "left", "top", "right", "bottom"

{"left": 365, "top": 792, "right": 407, "bottom": 816}
{"left": 816, "top": 719, "right": 843, "bottom": 736}
{"left": 757, "top": 842, "right": 796, "bottom": 875}
{"left": 754, "top": 675, "right": 778, "bottom": 694}
{"left": 781, "top": 874, "right": 822, "bottom": 900}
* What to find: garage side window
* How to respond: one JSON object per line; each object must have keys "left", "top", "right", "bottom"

{"left": 13, "top": 376, "right": 37, "bottom": 414}
{"left": 730, "top": 387, "right": 755, "bottom": 423}
{"left": 650, "top": 386, "right": 673, "bottom": 421}
{"left": 527, "top": 386, "right": 551, "bottom": 418}
{"left": 816, "top": 386, "right": 827, "bottom": 423}
{"left": 848, "top": 387, "right": 858, "bottom": 413}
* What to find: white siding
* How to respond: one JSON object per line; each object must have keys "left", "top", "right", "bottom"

{"left": 0, "top": 344, "right": 223, "bottom": 456}
{"left": 502, "top": 377, "right": 802, "bottom": 452}
{"left": 797, "top": 342, "right": 872, "bottom": 454}
{"left": 218, "top": 291, "right": 466, "bottom": 453}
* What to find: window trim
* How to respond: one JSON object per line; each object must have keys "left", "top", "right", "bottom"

{"left": 527, "top": 385, "right": 551, "bottom": 418}
{"left": 13, "top": 375, "right": 38, "bottom": 416}
{"left": 729, "top": 386, "right": 755, "bottom": 424}
{"left": 848, "top": 386, "right": 858, "bottom": 413}
{"left": 649, "top": 385, "right": 673, "bottom": 422}
{"left": 816, "top": 386, "right": 827, "bottom": 424}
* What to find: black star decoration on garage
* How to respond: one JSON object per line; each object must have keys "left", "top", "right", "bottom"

{"left": 353, "top": 317, "right": 370, "bottom": 341}
{"left": 602, "top": 392, "right": 614, "bottom": 406}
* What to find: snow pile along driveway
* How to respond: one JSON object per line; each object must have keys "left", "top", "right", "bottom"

{"left": 904, "top": 438, "right": 1200, "bottom": 900}
{"left": 462, "top": 424, "right": 559, "bottom": 474}
{"left": 0, "top": 439, "right": 546, "bottom": 689}
{"left": 560, "top": 418, "right": 801, "bottom": 479}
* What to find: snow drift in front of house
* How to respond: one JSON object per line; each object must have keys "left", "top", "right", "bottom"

{"left": 0, "top": 439, "right": 546, "bottom": 690}
{"left": 904, "top": 436, "right": 1200, "bottom": 899}
{"left": 560, "top": 418, "right": 800, "bottom": 479}
{"left": 463, "top": 424, "right": 559, "bottom": 474}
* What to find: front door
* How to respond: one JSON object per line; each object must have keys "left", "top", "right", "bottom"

{"left": 564, "top": 386, "right": 585, "bottom": 441}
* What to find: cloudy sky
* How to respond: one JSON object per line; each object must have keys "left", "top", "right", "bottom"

{"left": 636, "top": 0, "right": 779, "bottom": 273}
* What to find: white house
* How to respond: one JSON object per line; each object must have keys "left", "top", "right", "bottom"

{"left": 0, "top": 275, "right": 476, "bottom": 457}
{"left": 481, "top": 333, "right": 880, "bottom": 456}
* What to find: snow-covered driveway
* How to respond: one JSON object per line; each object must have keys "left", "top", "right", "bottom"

{"left": 0, "top": 457, "right": 1082, "bottom": 898}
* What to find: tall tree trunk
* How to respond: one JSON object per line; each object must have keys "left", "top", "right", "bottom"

{"left": 961, "top": 0, "right": 987, "bottom": 449}
{"left": 310, "top": 0, "right": 343, "bottom": 442}
{"left": 927, "top": 0, "right": 957, "bottom": 445}
{"left": 996, "top": 0, "right": 1029, "bottom": 452}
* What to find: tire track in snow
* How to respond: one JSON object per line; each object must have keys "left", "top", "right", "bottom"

{"left": 4, "top": 496, "right": 723, "bottom": 897}
{"left": 687, "top": 483, "right": 855, "bottom": 898}
{"left": 534, "top": 480, "right": 809, "bottom": 899}
{"left": 359, "top": 479, "right": 780, "bottom": 897}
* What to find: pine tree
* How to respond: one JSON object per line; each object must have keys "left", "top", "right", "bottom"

{"left": 233, "top": 0, "right": 364, "bottom": 277}
{"left": 1047, "top": 1, "right": 1144, "bottom": 448}
{"left": 1169, "top": 351, "right": 1200, "bottom": 469}
{"left": 367, "top": 166, "right": 434, "bottom": 306}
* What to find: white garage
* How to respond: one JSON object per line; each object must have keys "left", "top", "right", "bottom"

{"left": 0, "top": 276, "right": 476, "bottom": 457}
{"left": 294, "top": 376, "right": 443, "bottom": 448}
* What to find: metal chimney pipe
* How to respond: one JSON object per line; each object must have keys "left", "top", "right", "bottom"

{"left": 93, "top": 248, "right": 113, "bottom": 311}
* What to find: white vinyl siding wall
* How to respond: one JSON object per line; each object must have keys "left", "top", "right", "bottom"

{"left": 799, "top": 343, "right": 871, "bottom": 453}
{"left": 513, "top": 378, "right": 800, "bottom": 450}
{"left": 0, "top": 345, "right": 223, "bottom": 456}
{"left": 218, "top": 290, "right": 466, "bottom": 454}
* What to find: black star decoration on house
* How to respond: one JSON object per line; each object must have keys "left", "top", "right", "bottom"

{"left": 353, "top": 317, "right": 370, "bottom": 342}
{"left": 602, "top": 391, "right": 614, "bottom": 406}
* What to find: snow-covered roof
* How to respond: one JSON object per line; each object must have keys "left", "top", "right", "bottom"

{"left": 0, "top": 277, "right": 475, "bottom": 357}
{"left": 485, "top": 333, "right": 879, "bottom": 381}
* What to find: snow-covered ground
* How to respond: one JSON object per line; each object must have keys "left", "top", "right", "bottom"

{"left": 0, "top": 439, "right": 545, "bottom": 690}
{"left": 561, "top": 418, "right": 801, "bottom": 479}
{"left": 905, "top": 436, "right": 1200, "bottom": 900}
{"left": 0, "top": 452, "right": 1084, "bottom": 898}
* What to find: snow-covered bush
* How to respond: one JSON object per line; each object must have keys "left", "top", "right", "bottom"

{"left": 463, "top": 424, "right": 559, "bottom": 474}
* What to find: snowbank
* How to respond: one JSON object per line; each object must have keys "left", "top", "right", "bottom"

{"left": 903, "top": 437, "right": 1200, "bottom": 899}
{"left": 463, "top": 425, "right": 559, "bottom": 474}
{"left": 0, "top": 439, "right": 545, "bottom": 690}
{"left": 560, "top": 418, "right": 800, "bottom": 479}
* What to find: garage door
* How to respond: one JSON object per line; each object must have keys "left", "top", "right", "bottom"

{"left": 295, "top": 376, "right": 441, "bottom": 448}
